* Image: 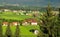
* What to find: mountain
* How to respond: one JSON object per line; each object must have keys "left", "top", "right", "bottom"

{"left": 0, "top": 0, "right": 60, "bottom": 7}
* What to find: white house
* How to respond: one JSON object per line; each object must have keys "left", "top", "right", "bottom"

{"left": 31, "top": 22, "right": 37, "bottom": 25}
{"left": 3, "top": 9, "right": 11, "bottom": 12}
{"left": 22, "top": 18, "right": 38, "bottom": 26}
{"left": 30, "top": 19, "right": 37, "bottom": 25}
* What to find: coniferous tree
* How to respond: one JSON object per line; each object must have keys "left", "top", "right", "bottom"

{"left": 56, "top": 8, "right": 60, "bottom": 37}
{"left": 0, "top": 20, "right": 3, "bottom": 37}
{"left": 38, "top": 3, "right": 58, "bottom": 37}
{"left": 14, "top": 23, "right": 20, "bottom": 37}
{"left": 5, "top": 22, "right": 12, "bottom": 37}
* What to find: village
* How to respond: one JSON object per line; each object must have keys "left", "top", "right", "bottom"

{"left": 0, "top": 0, "right": 60, "bottom": 37}
{"left": 0, "top": 8, "right": 59, "bottom": 26}
{"left": 0, "top": 5, "right": 60, "bottom": 37}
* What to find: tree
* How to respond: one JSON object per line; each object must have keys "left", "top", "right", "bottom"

{"left": 56, "top": 8, "right": 60, "bottom": 37}
{"left": 38, "top": 4, "right": 59, "bottom": 37}
{"left": 0, "top": 20, "right": 3, "bottom": 37}
{"left": 14, "top": 23, "right": 20, "bottom": 37}
{"left": 5, "top": 22, "right": 12, "bottom": 37}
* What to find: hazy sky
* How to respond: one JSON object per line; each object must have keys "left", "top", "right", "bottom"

{"left": 0, "top": 0, "right": 60, "bottom": 7}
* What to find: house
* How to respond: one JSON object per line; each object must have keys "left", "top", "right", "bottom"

{"left": 32, "top": 11, "right": 40, "bottom": 16}
{"left": 3, "top": 22, "right": 20, "bottom": 26}
{"left": 31, "top": 21, "right": 37, "bottom": 25}
{"left": 3, "top": 9, "right": 11, "bottom": 12}
{"left": 12, "top": 22, "right": 20, "bottom": 26}
{"left": 22, "top": 22, "right": 28, "bottom": 26}
{"left": 13, "top": 10, "right": 18, "bottom": 13}
{"left": 22, "top": 18, "right": 37, "bottom": 26}
{"left": 32, "top": 11, "right": 40, "bottom": 14}
{"left": 51, "top": 11, "right": 59, "bottom": 16}
{"left": 18, "top": 10, "right": 26, "bottom": 15}
{"left": 27, "top": 18, "right": 37, "bottom": 25}
{"left": 3, "top": 22, "right": 8, "bottom": 26}
{"left": 26, "top": 13, "right": 32, "bottom": 16}
{"left": 21, "top": 10, "right": 26, "bottom": 13}
{"left": 22, "top": 20, "right": 29, "bottom": 26}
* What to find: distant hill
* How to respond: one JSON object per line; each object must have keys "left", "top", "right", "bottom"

{"left": 0, "top": 0, "right": 60, "bottom": 7}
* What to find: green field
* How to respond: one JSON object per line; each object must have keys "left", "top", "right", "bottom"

{"left": 0, "top": 12, "right": 33, "bottom": 21}
{"left": 2, "top": 25, "right": 40, "bottom": 37}
{"left": 0, "top": 12, "right": 41, "bottom": 37}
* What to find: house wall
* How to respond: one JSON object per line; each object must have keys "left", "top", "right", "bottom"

{"left": 31, "top": 23, "right": 37, "bottom": 25}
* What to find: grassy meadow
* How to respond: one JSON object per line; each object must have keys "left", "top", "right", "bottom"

{"left": 0, "top": 12, "right": 33, "bottom": 21}
{"left": 0, "top": 11, "right": 40, "bottom": 37}
{"left": 2, "top": 25, "right": 40, "bottom": 37}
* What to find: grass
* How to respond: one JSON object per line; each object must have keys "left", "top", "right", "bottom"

{"left": 0, "top": 12, "right": 40, "bottom": 37}
{"left": 0, "top": 12, "right": 33, "bottom": 21}
{"left": 2, "top": 25, "right": 40, "bottom": 37}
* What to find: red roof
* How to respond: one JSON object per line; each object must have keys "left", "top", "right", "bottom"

{"left": 12, "top": 22, "right": 18, "bottom": 24}
{"left": 3, "top": 22, "right": 8, "bottom": 25}
{"left": 23, "top": 18, "right": 37, "bottom": 23}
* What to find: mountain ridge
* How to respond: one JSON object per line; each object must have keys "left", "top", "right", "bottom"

{"left": 0, "top": 0, "right": 60, "bottom": 7}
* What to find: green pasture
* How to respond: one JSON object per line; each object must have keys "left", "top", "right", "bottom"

{"left": 2, "top": 25, "right": 40, "bottom": 37}
{"left": 0, "top": 12, "right": 33, "bottom": 21}
{"left": 0, "top": 12, "right": 41, "bottom": 37}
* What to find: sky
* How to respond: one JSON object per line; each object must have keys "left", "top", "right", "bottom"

{"left": 0, "top": 0, "right": 60, "bottom": 7}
